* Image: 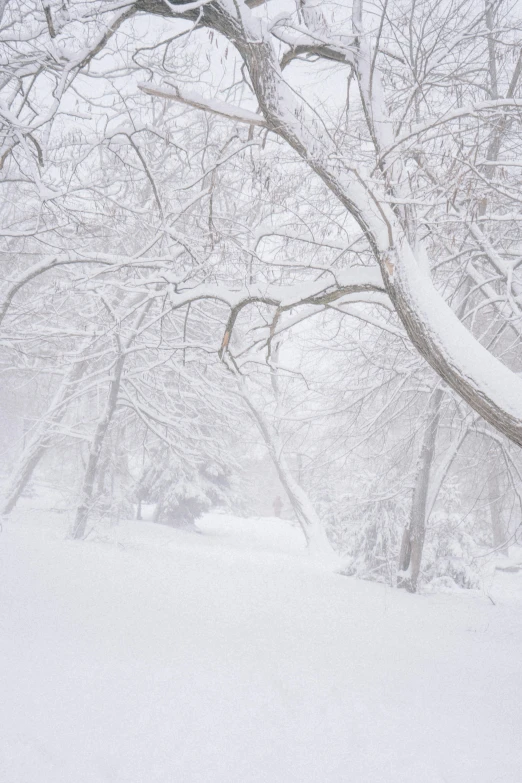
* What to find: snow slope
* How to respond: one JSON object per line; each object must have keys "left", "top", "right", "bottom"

{"left": 1, "top": 512, "right": 521, "bottom": 783}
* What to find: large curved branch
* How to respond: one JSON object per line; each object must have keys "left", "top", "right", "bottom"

{"left": 183, "top": 0, "right": 522, "bottom": 446}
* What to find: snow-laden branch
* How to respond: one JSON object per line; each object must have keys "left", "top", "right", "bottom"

{"left": 215, "top": 268, "right": 385, "bottom": 356}
{"left": 159, "top": 0, "right": 212, "bottom": 11}
{"left": 190, "top": 0, "right": 522, "bottom": 447}
{"left": 269, "top": 19, "right": 355, "bottom": 69}
{"left": 138, "top": 82, "right": 268, "bottom": 127}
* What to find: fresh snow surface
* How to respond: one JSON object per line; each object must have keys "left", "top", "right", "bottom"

{"left": 1, "top": 511, "right": 522, "bottom": 783}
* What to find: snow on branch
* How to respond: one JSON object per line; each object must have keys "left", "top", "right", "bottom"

{"left": 269, "top": 16, "right": 355, "bottom": 69}
{"left": 159, "top": 0, "right": 212, "bottom": 11}
{"left": 138, "top": 82, "right": 267, "bottom": 127}
{"left": 214, "top": 268, "right": 387, "bottom": 357}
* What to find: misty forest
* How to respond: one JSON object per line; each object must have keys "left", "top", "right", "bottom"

{"left": 1, "top": 0, "right": 522, "bottom": 781}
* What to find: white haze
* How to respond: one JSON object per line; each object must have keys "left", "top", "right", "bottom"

{"left": 1, "top": 0, "right": 522, "bottom": 780}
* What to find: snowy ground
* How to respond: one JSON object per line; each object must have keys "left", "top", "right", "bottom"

{"left": 1, "top": 510, "right": 522, "bottom": 783}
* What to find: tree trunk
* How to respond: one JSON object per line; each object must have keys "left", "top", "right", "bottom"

{"left": 488, "top": 467, "right": 509, "bottom": 556}
{"left": 72, "top": 296, "right": 151, "bottom": 539}
{"left": 72, "top": 353, "right": 125, "bottom": 539}
{"left": 398, "top": 387, "right": 443, "bottom": 592}
{"left": 236, "top": 375, "right": 334, "bottom": 555}
{"left": 2, "top": 339, "right": 91, "bottom": 516}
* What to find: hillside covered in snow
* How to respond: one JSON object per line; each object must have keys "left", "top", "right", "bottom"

{"left": 1, "top": 511, "right": 521, "bottom": 783}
